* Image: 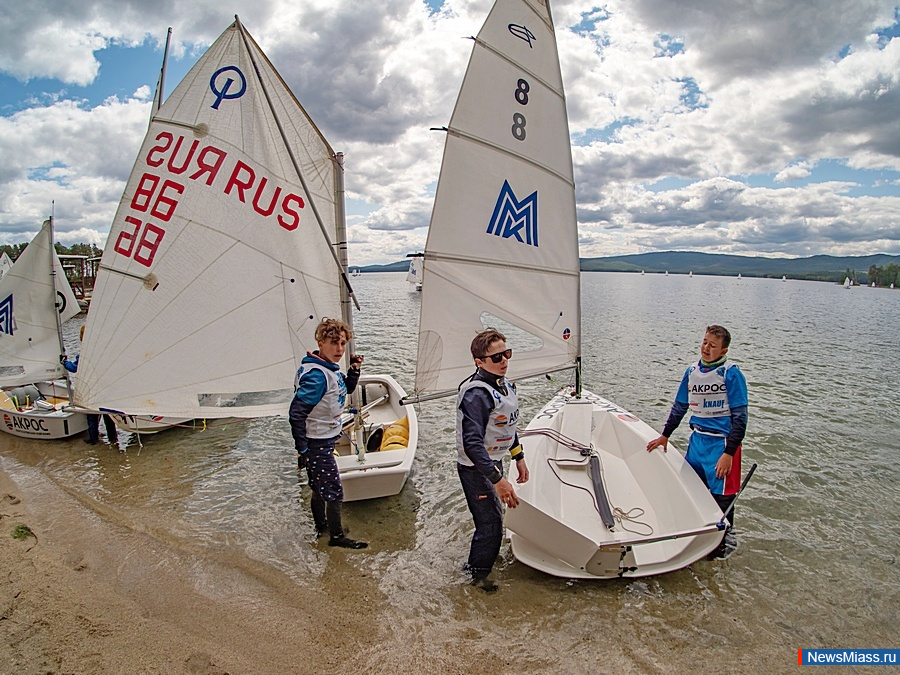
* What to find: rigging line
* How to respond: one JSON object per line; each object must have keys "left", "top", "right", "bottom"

{"left": 234, "top": 16, "right": 359, "bottom": 311}
{"left": 546, "top": 456, "right": 653, "bottom": 536}
{"left": 444, "top": 126, "right": 574, "bottom": 188}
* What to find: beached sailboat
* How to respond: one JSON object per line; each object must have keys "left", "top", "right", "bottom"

{"left": 74, "top": 18, "right": 416, "bottom": 498}
{"left": 408, "top": 0, "right": 725, "bottom": 578}
{"left": 0, "top": 218, "right": 88, "bottom": 439}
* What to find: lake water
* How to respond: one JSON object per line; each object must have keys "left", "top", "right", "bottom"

{"left": 2, "top": 272, "right": 898, "bottom": 672}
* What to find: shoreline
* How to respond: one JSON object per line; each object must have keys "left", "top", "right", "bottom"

{"left": 0, "top": 461, "right": 382, "bottom": 674}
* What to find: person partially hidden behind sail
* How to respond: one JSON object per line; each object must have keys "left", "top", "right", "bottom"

{"left": 62, "top": 324, "right": 118, "bottom": 446}
{"left": 646, "top": 324, "right": 749, "bottom": 560}
{"left": 289, "top": 318, "right": 367, "bottom": 549}
{"left": 456, "top": 329, "right": 529, "bottom": 591}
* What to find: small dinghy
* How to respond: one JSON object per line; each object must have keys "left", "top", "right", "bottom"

{"left": 0, "top": 217, "right": 88, "bottom": 439}
{"left": 72, "top": 17, "right": 417, "bottom": 493}
{"left": 405, "top": 0, "right": 728, "bottom": 578}
{"left": 505, "top": 389, "right": 724, "bottom": 579}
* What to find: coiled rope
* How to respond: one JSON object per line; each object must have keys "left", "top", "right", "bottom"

{"left": 520, "top": 427, "right": 653, "bottom": 536}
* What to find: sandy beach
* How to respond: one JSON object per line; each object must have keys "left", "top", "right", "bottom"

{"left": 0, "top": 462, "right": 477, "bottom": 675}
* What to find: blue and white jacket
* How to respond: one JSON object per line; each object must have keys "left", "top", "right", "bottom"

{"left": 662, "top": 358, "right": 748, "bottom": 455}
{"left": 289, "top": 352, "right": 360, "bottom": 453}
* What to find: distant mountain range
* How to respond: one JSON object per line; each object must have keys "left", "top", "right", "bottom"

{"left": 352, "top": 251, "right": 900, "bottom": 282}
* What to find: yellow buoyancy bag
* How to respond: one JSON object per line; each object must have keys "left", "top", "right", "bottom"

{"left": 379, "top": 418, "right": 410, "bottom": 451}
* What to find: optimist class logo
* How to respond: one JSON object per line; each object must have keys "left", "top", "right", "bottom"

{"left": 210, "top": 66, "right": 247, "bottom": 109}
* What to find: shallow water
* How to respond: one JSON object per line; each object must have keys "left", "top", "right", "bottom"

{"left": 3, "top": 272, "right": 899, "bottom": 671}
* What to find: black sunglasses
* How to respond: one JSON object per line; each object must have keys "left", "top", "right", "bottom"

{"left": 479, "top": 348, "right": 513, "bottom": 363}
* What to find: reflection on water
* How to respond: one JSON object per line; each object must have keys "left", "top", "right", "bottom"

{"left": 3, "top": 272, "right": 899, "bottom": 669}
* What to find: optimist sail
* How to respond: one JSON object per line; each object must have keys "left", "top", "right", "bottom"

{"left": 414, "top": 0, "right": 580, "bottom": 395}
{"left": 75, "top": 19, "right": 343, "bottom": 418}
{"left": 406, "top": 255, "right": 423, "bottom": 286}
{"left": 0, "top": 220, "right": 80, "bottom": 388}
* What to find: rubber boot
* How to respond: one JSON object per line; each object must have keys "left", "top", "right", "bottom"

{"left": 326, "top": 501, "right": 367, "bottom": 549}
{"left": 310, "top": 491, "right": 328, "bottom": 537}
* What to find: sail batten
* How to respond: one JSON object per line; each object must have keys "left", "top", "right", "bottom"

{"left": 426, "top": 252, "right": 579, "bottom": 278}
{"left": 445, "top": 127, "right": 575, "bottom": 186}
{"left": 472, "top": 38, "right": 564, "bottom": 98}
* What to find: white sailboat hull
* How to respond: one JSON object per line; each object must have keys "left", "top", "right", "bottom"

{"left": 1, "top": 381, "right": 88, "bottom": 439}
{"left": 335, "top": 374, "right": 418, "bottom": 502}
{"left": 505, "top": 389, "right": 725, "bottom": 579}
{"left": 107, "top": 414, "right": 198, "bottom": 435}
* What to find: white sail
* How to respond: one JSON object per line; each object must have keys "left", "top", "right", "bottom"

{"left": 844, "top": 276, "right": 851, "bottom": 288}
{"left": 0, "top": 252, "right": 12, "bottom": 282}
{"left": 406, "top": 255, "right": 423, "bottom": 285}
{"left": 75, "top": 19, "right": 343, "bottom": 418}
{"left": 0, "top": 220, "right": 80, "bottom": 388}
{"left": 415, "top": 0, "right": 580, "bottom": 394}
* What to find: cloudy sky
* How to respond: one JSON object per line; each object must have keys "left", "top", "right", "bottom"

{"left": 1, "top": 0, "right": 898, "bottom": 264}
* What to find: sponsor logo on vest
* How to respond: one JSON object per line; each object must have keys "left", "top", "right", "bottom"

{"left": 703, "top": 399, "right": 725, "bottom": 409}
{"left": 690, "top": 383, "right": 726, "bottom": 393}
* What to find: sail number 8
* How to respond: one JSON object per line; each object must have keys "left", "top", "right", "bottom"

{"left": 512, "top": 78, "right": 529, "bottom": 141}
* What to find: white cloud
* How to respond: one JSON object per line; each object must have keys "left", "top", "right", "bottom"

{"left": 0, "top": 0, "right": 898, "bottom": 263}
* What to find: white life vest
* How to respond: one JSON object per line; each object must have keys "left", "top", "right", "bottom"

{"left": 456, "top": 378, "right": 519, "bottom": 466}
{"left": 688, "top": 362, "right": 734, "bottom": 422}
{"left": 295, "top": 361, "right": 347, "bottom": 439}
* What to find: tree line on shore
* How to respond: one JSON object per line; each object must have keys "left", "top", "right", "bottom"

{"left": 2, "top": 243, "right": 898, "bottom": 287}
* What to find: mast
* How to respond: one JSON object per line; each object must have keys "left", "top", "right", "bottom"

{"left": 47, "top": 210, "right": 74, "bottom": 404}
{"left": 335, "top": 152, "right": 367, "bottom": 457}
{"left": 151, "top": 27, "right": 172, "bottom": 117}
{"left": 335, "top": 153, "right": 353, "bottom": 337}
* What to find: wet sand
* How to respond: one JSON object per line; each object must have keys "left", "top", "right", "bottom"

{"left": 0, "top": 464, "right": 388, "bottom": 675}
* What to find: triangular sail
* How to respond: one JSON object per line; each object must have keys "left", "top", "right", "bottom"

{"left": 406, "top": 255, "right": 423, "bottom": 285}
{"left": 75, "top": 19, "right": 342, "bottom": 418}
{"left": 0, "top": 220, "right": 80, "bottom": 388}
{"left": 414, "top": 0, "right": 580, "bottom": 394}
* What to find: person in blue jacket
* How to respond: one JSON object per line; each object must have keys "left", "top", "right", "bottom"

{"left": 646, "top": 324, "right": 749, "bottom": 559}
{"left": 289, "top": 318, "right": 366, "bottom": 549}
{"left": 62, "top": 324, "right": 118, "bottom": 446}
{"left": 456, "top": 329, "right": 529, "bottom": 591}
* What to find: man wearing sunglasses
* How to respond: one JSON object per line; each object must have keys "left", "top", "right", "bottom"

{"left": 456, "top": 329, "right": 529, "bottom": 592}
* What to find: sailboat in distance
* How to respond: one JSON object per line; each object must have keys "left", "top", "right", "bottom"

{"left": 74, "top": 18, "right": 416, "bottom": 498}
{"left": 409, "top": 0, "right": 726, "bottom": 578}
